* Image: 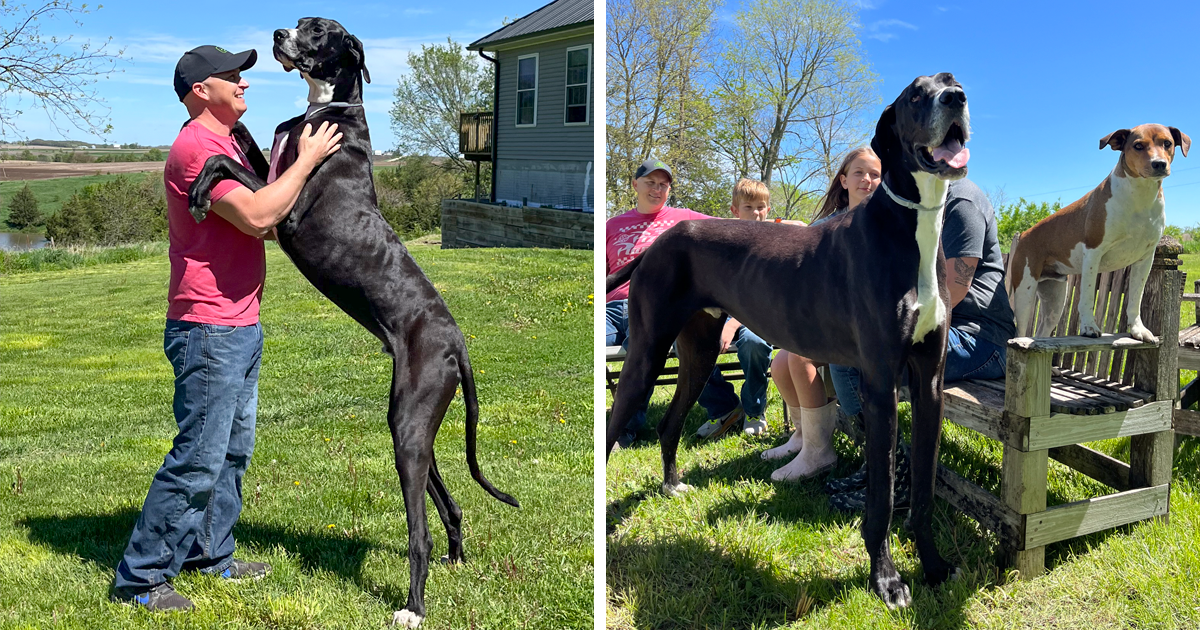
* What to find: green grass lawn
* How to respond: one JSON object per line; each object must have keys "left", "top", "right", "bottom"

{"left": 0, "top": 174, "right": 131, "bottom": 229}
{"left": 0, "top": 242, "right": 593, "bottom": 629}
{"left": 606, "top": 254, "right": 1200, "bottom": 629}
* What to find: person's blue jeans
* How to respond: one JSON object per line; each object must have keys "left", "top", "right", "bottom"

{"left": 114, "top": 320, "right": 263, "bottom": 589}
{"left": 606, "top": 299, "right": 649, "bottom": 436}
{"left": 697, "top": 326, "right": 772, "bottom": 419}
{"left": 831, "top": 328, "right": 1006, "bottom": 417}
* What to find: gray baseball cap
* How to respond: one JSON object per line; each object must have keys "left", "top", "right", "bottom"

{"left": 635, "top": 158, "right": 672, "bottom": 182}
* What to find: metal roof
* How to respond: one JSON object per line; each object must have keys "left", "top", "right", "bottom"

{"left": 467, "top": 0, "right": 593, "bottom": 50}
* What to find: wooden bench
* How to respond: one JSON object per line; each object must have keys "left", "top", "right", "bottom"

{"left": 935, "top": 237, "right": 1181, "bottom": 578}
{"left": 605, "top": 344, "right": 794, "bottom": 430}
{"left": 1174, "top": 278, "right": 1200, "bottom": 437}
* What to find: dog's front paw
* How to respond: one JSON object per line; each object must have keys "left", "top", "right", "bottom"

{"left": 870, "top": 566, "right": 912, "bottom": 610}
{"left": 1078, "top": 321, "right": 1102, "bottom": 338}
{"left": 391, "top": 609, "right": 424, "bottom": 628}
{"left": 661, "top": 482, "right": 693, "bottom": 497}
{"left": 187, "top": 192, "right": 211, "bottom": 223}
{"left": 1130, "top": 323, "right": 1159, "bottom": 344}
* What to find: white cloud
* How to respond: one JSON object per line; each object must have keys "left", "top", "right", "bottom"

{"left": 864, "top": 18, "right": 917, "bottom": 42}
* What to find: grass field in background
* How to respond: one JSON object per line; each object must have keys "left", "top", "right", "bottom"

{"left": 0, "top": 174, "right": 130, "bottom": 228}
{"left": 0, "top": 242, "right": 593, "bottom": 629}
{"left": 606, "top": 254, "right": 1200, "bottom": 630}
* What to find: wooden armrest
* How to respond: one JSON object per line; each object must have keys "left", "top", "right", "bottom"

{"left": 1008, "top": 333, "right": 1159, "bottom": 354}
{"left": 1182, "top": 293, "right": 1200, "bottom": 303}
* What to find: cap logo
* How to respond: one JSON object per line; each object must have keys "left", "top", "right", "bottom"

{"left": 215, "top": 46, "right": 230, "bottom": 54}
{"left": 655, "top": 161, "right": 666, "bottom": 169}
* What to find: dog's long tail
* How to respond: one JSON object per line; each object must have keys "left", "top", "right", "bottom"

{"left": 460, "top": 349, "right": 520, "bottom": 508}
{"left": 605, "top": 251, "right": 644, "bottom": 295}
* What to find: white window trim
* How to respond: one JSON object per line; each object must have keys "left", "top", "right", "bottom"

{"left": 563, "top": 44, "right": 592, "bottom": 126}
{"left": 516, "top": 53, "right": 539, "bottom": 128}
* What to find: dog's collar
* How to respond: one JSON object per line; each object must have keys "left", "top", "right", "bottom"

{"left": 880, "top": 180, "right": 943, "bottom": 212}
{"left": 305, "top": 102, "right": 363, "bottom": 119}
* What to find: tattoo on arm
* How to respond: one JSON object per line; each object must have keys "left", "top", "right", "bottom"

{"left": 952, "top": 257, "right": 974, "bottom": 287}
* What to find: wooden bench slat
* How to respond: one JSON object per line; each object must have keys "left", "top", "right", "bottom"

{"left": 1024, "top": 400, "right": 1173, "bottom": 450}
{"left": 936, "top": 464, "right": 1022, "bottom": 547}
{"left": 1009, "top": 333, "right": 1158, "bottom": 354}
{"left": 1023, "top": 484, "right": 1169, "bottom": 549}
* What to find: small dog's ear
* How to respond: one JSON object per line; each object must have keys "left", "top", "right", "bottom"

{"left": 871, "top": 104, "right": 897, "bottom": 174}
{"left": 347, "top": 34, "right": 371, "bottom": 84}
{"left": 1100, "top": 129, "right": 1130, "bottom": 151}
{"left": 1170, "top": 127, "right": 1190, "bottom": 158}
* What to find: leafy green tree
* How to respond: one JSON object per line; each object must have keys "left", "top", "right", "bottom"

{"left": 376, "top": 157, "right": 463, "bottom": 237}
{"left": 6, "top": 184, "right": 41, "bottom": 229}
{"left": 996, "top": 198, "right": 1061, "bottom": 252}
{"left": 390, "top": 39, "right": 492, "bottom": 173}
{"left": 0, "top": 2, "right": 123, "bottom": 137}
{"left": 45, "top": 174, "right": 165, "bottom": 245}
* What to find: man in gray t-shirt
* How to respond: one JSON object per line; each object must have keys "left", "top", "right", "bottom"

{"left": 821, "top": 178, "right": 1016, "bottom": 509}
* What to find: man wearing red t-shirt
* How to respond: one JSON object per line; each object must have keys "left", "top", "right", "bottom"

{"left": 112, "top": 45, "right": 342, "bottom": 612}
{"left": 606, "top": 159, "right": 772, "bottom": 448}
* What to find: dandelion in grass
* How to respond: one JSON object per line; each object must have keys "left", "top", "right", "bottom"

{"left": 294, "top": 481, "right": 300, "bottom": 486}
{"left": 328, "top": 524, "right": 336, "bottom": 529}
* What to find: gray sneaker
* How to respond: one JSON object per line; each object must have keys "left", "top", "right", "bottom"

{"left": 696, "top": 407, "right": 744, "bottom": 439}
{"left": 219, "top": 558, "right": 272, "bottom": 582}
{"left": 111, "top": 582, "right": 194, "bottom": 612}
{"left": 742, "top": 415, "right": 768, "bottom": 436}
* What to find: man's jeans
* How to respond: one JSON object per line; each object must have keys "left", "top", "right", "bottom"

{"left": 831, "top": 327, "right": 1006, "bottom": 417}
{"left": 606, "top": 300, "right": 772, "bottom": 434}
{"left": 697, "top": 326, "right": 772, "bottom": 419}
{"left": 114, "top": 320, "right": 263, "bottom": 589}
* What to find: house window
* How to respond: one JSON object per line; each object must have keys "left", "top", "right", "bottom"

{"left": 516, "top": 54, "right": 538, "bottom": 127}
{"left": 564, "top": 45, "right": 591, "bottom": 125}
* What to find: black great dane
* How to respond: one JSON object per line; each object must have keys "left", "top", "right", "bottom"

{"left": 186, "top": 18, "right": 518, "bottom": 628}
{"left": 606, "top": 73, "right": 971, "bottom": 608}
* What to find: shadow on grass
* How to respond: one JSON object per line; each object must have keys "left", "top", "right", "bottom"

{"left": 18, "top": 507, "right": 402, "bottom": 601}
{"left": 608, "top": 534, "right": 978, "bottom": 629}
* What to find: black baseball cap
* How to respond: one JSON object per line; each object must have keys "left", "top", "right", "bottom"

{"left": 173, "top": 45, "right": 258, "bottom": 101}
{"left": 634, "top": 158, "right": 672, "bottom": 182}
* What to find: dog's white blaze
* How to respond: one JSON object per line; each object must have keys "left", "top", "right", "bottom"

{"left": 391, "top": 610, "right": 423, "bottom": 628}
{"left": 302, "top": 72, "right": 335, "bottom": 104}
{"left": 910, "top": 171, "right": 950, "bottom": 343}
{"left": 1012, "top": 262, "right": 1038, "bottom": 337}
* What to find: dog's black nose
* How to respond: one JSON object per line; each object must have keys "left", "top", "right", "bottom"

{"left": 1152, "top": 160, "right": 1168, "bottom": 171}
{"left": 274, "top": 29, "right": 288, "bottom": 43}
{"left": 939, "top": 88, "right": 966, "bottom": 107}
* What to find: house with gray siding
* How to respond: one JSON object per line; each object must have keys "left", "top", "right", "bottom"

{"left": 467, "top": 0, "right": 594, "bottom": 211}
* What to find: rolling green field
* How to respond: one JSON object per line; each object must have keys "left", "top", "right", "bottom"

{"left": 606, "top": 254, "right": 1200, "bottom": 630}
{"left": 0, "top": 242, "right": 593, "bottom": 629}
{"left": 0, "top": 174, "right": 131, "bottom": 228}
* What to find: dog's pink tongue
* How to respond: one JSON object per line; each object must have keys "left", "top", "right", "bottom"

{"left": 931, "top": 139, "right": 969, "bottom": 168}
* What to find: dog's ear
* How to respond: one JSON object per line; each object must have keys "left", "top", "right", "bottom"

{"left": 347, "top": 34, "right": 371, "bottom": 84}
{"left": 870, "top": 104, "right": 897, "bottom": 174}
{"left": 1100, "top": 129, "right": 1130, "bottom": 151}
{"left": 1170, "top": 127, "right": 1191, "bottom": 157}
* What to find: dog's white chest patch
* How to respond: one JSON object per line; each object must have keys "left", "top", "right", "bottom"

{"left": 912, "top": 206, "right": 947, "bottom": 343}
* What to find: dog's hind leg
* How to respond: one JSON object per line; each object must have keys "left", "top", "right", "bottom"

{"left": 905, "top": 335, "right": 958, "bottom": 587}
{"left": 606, "top": 303, "right": 692, "bottom": 457}
{"left": 426, "top": 453, "right": 464, "bottom": 564}
{"left": 1034, "top": 279, "right": 1068, "bottom": 338}
{"left": 857, "top": 363, "right": 912, "bottom": 609}
{"left": 657, "top": 311, "right": 726, "bottom": 496}
{"left": 386, "top": 355, "right": 457, "bottom": 628}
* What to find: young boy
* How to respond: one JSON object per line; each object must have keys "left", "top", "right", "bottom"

{"left": 694, "top": 178, "right": 778, "bottom": 438}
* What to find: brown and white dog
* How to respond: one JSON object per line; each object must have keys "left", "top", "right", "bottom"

{"left": 1008, "top": 124, "right": 1189, "bottom": 342}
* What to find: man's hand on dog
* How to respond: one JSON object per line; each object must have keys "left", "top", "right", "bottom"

{"left": 296, "top": 121, "right": 343, "bottom": 168}
{"left": 720, "top": 318, "right": 740, "bottom": 352}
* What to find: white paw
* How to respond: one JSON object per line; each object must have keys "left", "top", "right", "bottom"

{"left": 1078, "top": 321, "right": 1101, "bottom": 337}
{"left": 391, "top": 610, "right": 424, "bottom": 628}
{"left": 1130, "top": 324, "right": 1159, "bottom": 344}
{"left": 661, "top": 482, "right": 693, "bottom": 497}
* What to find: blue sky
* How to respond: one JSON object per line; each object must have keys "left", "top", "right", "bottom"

{"left": 841, "top": 0, "right": 1200, "bottom": 227}
{"left": 6, "top": 0, "right": 546, "bottom": 152}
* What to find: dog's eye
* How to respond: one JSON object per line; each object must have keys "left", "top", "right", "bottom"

{"left": 1165, "top": 141, "right": 1173, "bottom": 149}
{"left": 1134, "top": 143, "right": 1145, "bottom": 151}
{"left": 910, "top": 95, "right": 920, "bottom": 103}
{"left": 312, "top": 26, "right": 324, "bottom": 35}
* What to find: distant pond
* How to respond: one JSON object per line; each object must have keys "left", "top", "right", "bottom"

{"left": 0, "top": 232, "right": 49, "bottom": 251}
